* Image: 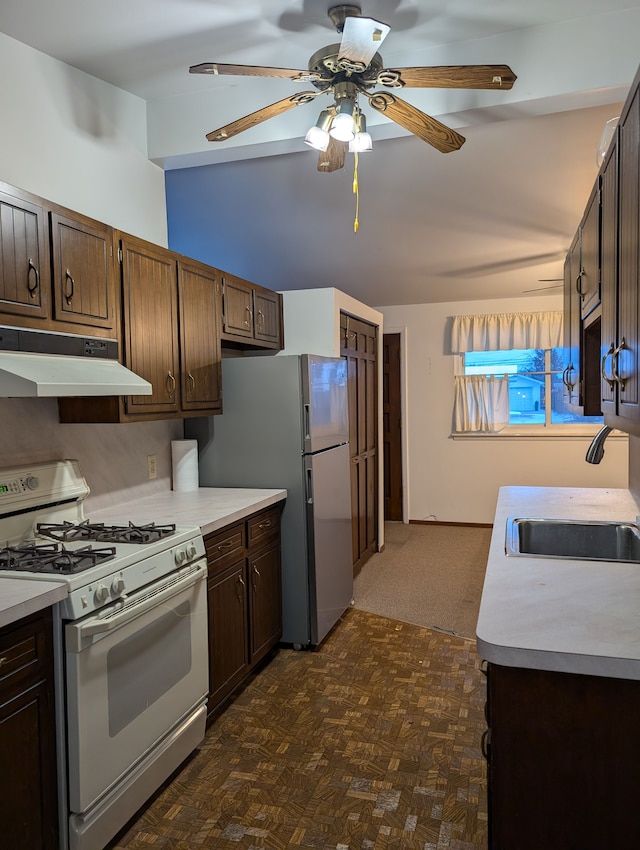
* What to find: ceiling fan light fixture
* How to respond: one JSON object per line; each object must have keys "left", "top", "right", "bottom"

{"left": 349, "top": 113, "right": 372, "bottom": 152}
{"left": 330, "top": 97, "right": 356, "bottom": 141}
{"left": 304, "top": 108, "right": 333, "bottom": 151}
{"left": 305, "top": 125, "right": 331, "bottom": 151}
{"left": 330, "top": 112, "right": 355, "bottom": 141}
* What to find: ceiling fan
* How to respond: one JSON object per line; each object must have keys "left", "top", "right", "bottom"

{"left": 189, "top": 3, "right": 516, "bottom": 172}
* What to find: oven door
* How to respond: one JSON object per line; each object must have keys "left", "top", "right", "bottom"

{"left": 64, "top": 559, "right": 208, "bottom": 814}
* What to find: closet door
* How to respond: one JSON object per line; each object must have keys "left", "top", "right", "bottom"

{"left": 340, "top": 312, "right": 378, "bottom": 575}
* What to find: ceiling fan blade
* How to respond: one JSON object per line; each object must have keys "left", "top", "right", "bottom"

{"left": 205, "top": 91, "right": 318, "bottom": 142}
{"left": 367, "top": 92, "right": 465, "bottom": 153}
{"left": 189, "top": 62, "right": 318, "bottom": 83}
{"left": 377, "top": 64, "right": 517, "bottom": 90}
{"left": 338, "top": 16, "right": 390, "bottom": 70}
{"left": 317, "top": 137, "right": 347, "bottom": 172}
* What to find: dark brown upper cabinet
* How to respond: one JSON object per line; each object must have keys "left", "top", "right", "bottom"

{"left": 0, "top": 184, "right": 51, "bottom": 322}
{"left": 50, "top": 210, "right": 117, "bottom": 331}
{"left": 0, "top": 181, "right": 118, "bottom": 339}
{"left": 177, "top": 257, "right": 223, "bottom": 414}
{"left": 220, "top": 273, "right": 283, "bottom": 350}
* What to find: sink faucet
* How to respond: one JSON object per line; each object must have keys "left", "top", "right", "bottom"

{"left": 585, "top": 425, "right": 613, "bottom": 464}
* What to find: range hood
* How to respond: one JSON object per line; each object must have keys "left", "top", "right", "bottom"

{"left": 0, "top": 327, "right": 152, "bottom": 398}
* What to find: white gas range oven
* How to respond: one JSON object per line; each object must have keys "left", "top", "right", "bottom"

{"left": 0, "top": 460, "right": 208, "bottom": 850}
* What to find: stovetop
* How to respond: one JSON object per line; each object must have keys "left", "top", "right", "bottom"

{"left": 0, "top": 460, "right": 207, "bottom": 619}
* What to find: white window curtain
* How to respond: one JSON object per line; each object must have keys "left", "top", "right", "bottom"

{"left": 450, "top": 310, "right": 563, "bottom": 353}
{"left": 454, "top": 375, "right": 510, "bottom": 433}
{"left": 450, "top": 310, "right": 562, "bottom": 433}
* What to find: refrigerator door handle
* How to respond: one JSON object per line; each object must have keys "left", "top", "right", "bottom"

{"left": 306, "top": 466, "right": 313, "bottom": 504}
{"left": 303, "top": 403, "right": 311, "bottom": 441}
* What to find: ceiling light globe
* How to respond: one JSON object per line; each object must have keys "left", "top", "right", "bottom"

{"left": 349, "top": 131, "right": 373, "bottom": 152}
{"left": 304, "top": 126, "right": 330, "bottom": 151}
{"left": 330, "top": 112, "right": 355, "bottom": 142}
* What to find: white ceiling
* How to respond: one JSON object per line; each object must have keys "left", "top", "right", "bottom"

{"left": 2, "top": 1, "right": 639, "bottom": 306}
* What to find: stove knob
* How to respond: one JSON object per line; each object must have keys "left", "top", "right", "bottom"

{"left": 111, "top": 577, "right": 125, "bottom": 596}
{"left": 95, "top": 584, "right": 109, "bottom": 603}
{"left": 186, "top": 543, "right": 197, "bottom": 558}
{"left": 25, "top": 475, "right": 39, "bottom": 491}
{"left": 175, "top": 548, "right": 186, "bottom": 565}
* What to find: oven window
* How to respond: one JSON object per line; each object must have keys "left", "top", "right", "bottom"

{"left": 107, "top": 601, "right": 192, "bottom": 736}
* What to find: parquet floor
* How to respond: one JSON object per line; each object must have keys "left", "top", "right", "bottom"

{"left": 109, "top": 608, "right": 487, "bottom": 850}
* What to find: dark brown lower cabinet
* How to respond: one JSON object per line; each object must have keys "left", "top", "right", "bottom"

{"left": 484, "top": 662, "right": 640, "bottom": 850}
{"left": 204, "top": 504, "right": 283, "bottom": 720}
{"left": 0, "top": 608, "right": 58, "bottom": 850}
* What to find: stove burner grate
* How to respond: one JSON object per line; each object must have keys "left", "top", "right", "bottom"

{"left": 0, "top": 542, "right": 117, "bottom": 574}
{"left": 36, "top": 520, "right": 177, "bottom": 545}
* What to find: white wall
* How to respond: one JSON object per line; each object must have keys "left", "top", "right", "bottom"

{"left": 380, "top": 295, "right": 629, "bottom": 525}
{"left": 0, "top": 32, "right": 167, "bottom": 245}
{"left": 0, "top": 35, "right": 179, "bottom": 503}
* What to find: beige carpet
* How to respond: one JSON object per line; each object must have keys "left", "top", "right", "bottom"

{"left": 353, "top": 522, "right": 492, "bottom": 639}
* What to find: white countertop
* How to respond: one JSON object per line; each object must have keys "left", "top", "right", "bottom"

{"left": 477, "top": 486, "right": 640, "bottom": 680}
{"left": 0, "top": 487, "right": 287, "bottom": 630}
{"left": 0, "top": 579, "right": 67, "bottom": 630}
{"left": 88, "top": 487, "right": 287, "bottom": 537}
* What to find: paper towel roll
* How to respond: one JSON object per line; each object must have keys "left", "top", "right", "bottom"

{"left": 171, "top": 440, "right": 199, "bottom": 492}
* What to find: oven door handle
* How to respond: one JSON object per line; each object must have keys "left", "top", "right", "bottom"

{"left": 69, "top": 562, "right": 207, "bottom": 649}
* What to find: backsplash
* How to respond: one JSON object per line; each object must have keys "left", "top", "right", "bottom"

{"left": 0, "top": 399, "right": 183, "bottom": 512}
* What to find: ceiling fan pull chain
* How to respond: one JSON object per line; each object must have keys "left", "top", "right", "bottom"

{"left": 353, "top": 152, "right": 360, "bottom": 233}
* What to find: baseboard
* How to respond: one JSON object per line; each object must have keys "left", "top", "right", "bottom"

{"left": 408, "top": 520, "right": 493, "bottom": 529}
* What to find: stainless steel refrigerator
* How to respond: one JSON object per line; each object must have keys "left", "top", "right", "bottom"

{"left": 186, "top": 354, "right": 353, "bottom": 648}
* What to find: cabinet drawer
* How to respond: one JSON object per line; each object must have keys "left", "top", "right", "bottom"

{"left": 0, "top": 610, "right": 51, "bottom": 693}
{"left": 205, "top": 523, "right": 246, "bottom": 574}
{"left": 247, "top": 508, "right": 280, "bottom": 549}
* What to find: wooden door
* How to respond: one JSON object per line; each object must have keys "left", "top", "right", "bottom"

{"left": 50, "top": 211, "right": 117, "bottom": 330}
{"left": 207, "top": 562, "right": 249, "bottom": 714}
{"left": 120, "top": 235, "right": 180, "bottom": 415}
{"left": 0, "top": 187, "right": 50, "bottom": 320}
{"left": 253, "top": 288, "right": 282, "bottom": 347}
{"left": 249, "top": 542, "right": 282, "bottom": 665}
{"left": 221, "top": 275, "right": 253, "bottom": 338}
{"left": 578, "top": 183, "right": 601, "bottom": 320}
{"left": 0, "top": 610, "right": 58, "bottom": 850}
{"left": 617, "top": 83, "right": 640, "bottom": 422}
{"left": 600, "top": 131, "right": 618, "bottom": 416}
{"left": 178, "top": 258, "right": 222, "bottom": 412}
{"left": 383, "top": 333, "right": 403, "bottom": 521}
{"left": 562, "top": 231, "right": 582, "bottom": 409}
{"left": 341, "top": 312, "right": 378, "bottom": 575}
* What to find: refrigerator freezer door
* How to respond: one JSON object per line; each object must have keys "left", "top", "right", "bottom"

{"left": 304, "top": 443, "right": 353, "bottom": 645}
{"left": 301, "top": 354, "right": 349, "bottom": 454}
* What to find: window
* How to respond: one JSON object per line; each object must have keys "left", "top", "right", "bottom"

{"left": 463, "top": 347, "right": 604, "bottom": 427}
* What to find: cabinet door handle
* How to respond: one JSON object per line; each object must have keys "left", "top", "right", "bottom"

{"left": 258, "top": 520, "right": 272, "bottom": 530}
{"left": 252, "top": 565, "right": 261, "bottom": 589}
{"left": 166, "top": 371, "right": 176, "bottom": 398}
{"left": 0, "top": 656, "right": 7, "bottom": 670}
{"left": 257, "top": 309, "right": 264, "bottom": 329}
{"left": 217, "top": 540, "right": 234, "bottom": 553}
{"left": 65, "top": 268, "right": 75, "bottom": 304}
{"left": 611, "top": 338, "right": 627, "bottom": 391}
{"left": 27, "top": 258, "right": 40, "bottom": 297}
{"left": 236, "top": 574, "right": 246, "bottom": 600}
{"left": 562, "top": 364, "right": 575, "bottom": 392}
{"left": 481, "top": 728, "right": 491, "bottom": 761}
{"left": 244, "top": 305, "right": 253, "bottom": 328}
{"left": 187, "top": 372, "right": 195, "bottom": 396}
{"left": 575, "top": 268, "right": 585, "bottom": 298}
{"left": 601, "top": 342, "right": 616, "bottom": 390}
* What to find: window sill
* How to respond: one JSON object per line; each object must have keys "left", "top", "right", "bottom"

{"left": 450, "top": 426, "right": 628, "bottom": 440}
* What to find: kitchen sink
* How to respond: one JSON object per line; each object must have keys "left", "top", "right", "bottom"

{"left": 505, "top": 517, "right": 640, "bottom": 562}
